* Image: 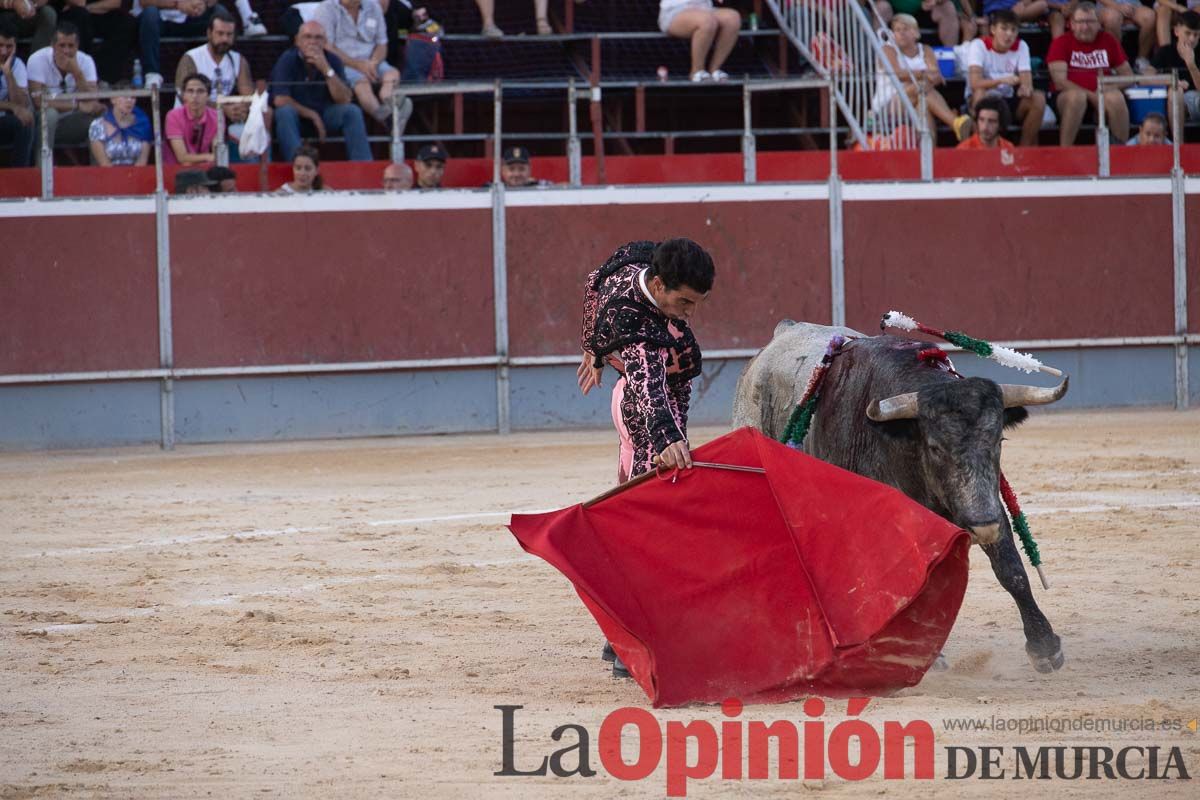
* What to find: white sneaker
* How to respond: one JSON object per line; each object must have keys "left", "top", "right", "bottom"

{"left": 243, "top": 15, "right": 268, "bottom": 38}
{"left": 144, "top": 72, "right": 164, "bottom": 88}
{"left": 690, "top": 69, "right": 711, "bottom": 82}
{"left": 710, "top": 69, "right": 729, "bottom": 82}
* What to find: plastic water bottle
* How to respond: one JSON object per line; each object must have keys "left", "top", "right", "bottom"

{"left": 132, "top": 59, "right": 144, "bottom": 89}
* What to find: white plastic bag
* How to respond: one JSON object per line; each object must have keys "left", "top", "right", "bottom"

{"left": 239, "top": 91, "right": 271, "bottom": 159}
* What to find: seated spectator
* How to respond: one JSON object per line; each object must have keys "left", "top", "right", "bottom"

{"left": 1152, "top": 10, "right": 1200, "bottom": 140}
{"left": 474, "top": 0, "right": 550, "bottom": 37}
{"left": 500, "top": 145, "right": 551, "bottom": 187}
{"left": 956, "top": 95, "right": 1016, "bottom": 148}
{"left": 231, "top": 0, "right": 267, "bottom": 37}
{"left": 0, "top": 17, "right": 34, "bottom": 167}
{"left": 382, "top": 160, "right": 412, "bottom": 189}
{"left": 1047, "top": 2, "right": 1133, "bottom": 145}
{"left": 877, "top": 0, "right": 973, "bottom": 47}
{"left": 0, "top": 0, "right": 56, "bottom": 53}
{"left": 133, "top": 0, "right": 216, "bottom": 87}
{"left": 1156, "top": 0, "right": 1200, "bottom": 48}
{"left": 174, "top": 8, "right": 257, "bottom": 159}
{"left": 207, "top": 164, "right": 237, "bottom": 190}
{"left": 165, "top": 73, "right": 217, "bottom": 165}
{"left": 27, "top": 21, "right": 104, "bottom": 156}
{"left": 413, "top": 142, "right": 445, "bottom": 188}
{"left": 659, "top": 0, "right": 740, "bottom": 82}
{"left": 174, "top": 169, "right": 214, "bottom": 194}
{"left": 50, "top": 0, "right": 135, "bottom": 84}
{"left": 278, "top": 142, "right": 325, "bottom": 192}
{"left": 1098, "top": 0, "right": 1156, "bottom": 72}
{"left": 873, "top": 14, "right": 973, "bottom": 142}
{"left": 1126, "top": 110, "right": 1170, "bottom": 142}
{"left": 88, "top": 81, "right": 151, "bottom": 165}
{"left": 270, "top": 20, "right": 371, "bottom": 161}
{"left": 966, "top": 9, "right": 1047, "bottom": 146}
{"left": 314, "top": 0, "right": 411, "bottom": 128}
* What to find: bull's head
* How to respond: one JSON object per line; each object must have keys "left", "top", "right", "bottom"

{"left": 865, "top": 377, "right": 1068, "bottom": 545}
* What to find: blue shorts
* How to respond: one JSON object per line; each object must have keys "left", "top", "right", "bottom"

{"left": 344, "top": 61, "right": 398, "bottom": 87}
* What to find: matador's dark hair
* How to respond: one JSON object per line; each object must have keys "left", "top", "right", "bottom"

{"left": 648, "top": 238, "right": 715, "bottom": 294}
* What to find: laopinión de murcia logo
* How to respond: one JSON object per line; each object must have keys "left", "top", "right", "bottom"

{"left": 495, "top": 699, "right": 1194, "bottom": 796}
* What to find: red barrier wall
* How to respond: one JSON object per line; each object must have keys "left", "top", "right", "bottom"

{"left": 168, "top": 209, "right": 494, "bottom": 367}
{"left": 0, "top": 213, "right": 158, "bottom": 374}
{"left": 842, "top": 195, "right": 1177, "bottom": 339}
{"left": 3, "top": 146, "right": 1199, "bottom": 198}
{"left": 505, "top": 200, "right": 832, "bottom": 357}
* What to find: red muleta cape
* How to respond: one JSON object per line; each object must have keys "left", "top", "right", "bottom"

{"left": 508, "top": 427, "right": 971, "bottom": 708}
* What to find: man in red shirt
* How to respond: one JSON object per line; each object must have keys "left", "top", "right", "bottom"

{"left": 956, "top": 96, "right": 1016, "bottom": 150}
{"left": 1047, "top": 0, "right": 1133, "bottom": 145}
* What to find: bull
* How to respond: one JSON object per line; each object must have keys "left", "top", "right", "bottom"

{"left": 732, "top": 321, "right": 1068, "bottom": 673}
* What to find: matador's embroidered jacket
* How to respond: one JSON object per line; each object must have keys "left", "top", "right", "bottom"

{"left": 581, "top": 241, "right": 703, "bottom": 477}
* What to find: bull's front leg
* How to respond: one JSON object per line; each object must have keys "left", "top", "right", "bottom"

{"left": 979, "top": 518, "right": 1065, "bottom": 674}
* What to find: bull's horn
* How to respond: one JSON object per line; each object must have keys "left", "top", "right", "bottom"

{"left": 867, "top": 392, "right": 919, "bottom": 421}
{"left": 1000, "top": 377, "right": 1069, "bottom": 408}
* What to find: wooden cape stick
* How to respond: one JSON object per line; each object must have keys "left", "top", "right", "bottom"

{"left": 582, "top": 461, "right": 766, "bottom": 508}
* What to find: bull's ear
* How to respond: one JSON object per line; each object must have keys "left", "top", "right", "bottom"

{"left": 870, "top": 418, "right": 918, "bottom": 440}
{"left": 1003, "top": 407, "right": 1029, "bottom": 429}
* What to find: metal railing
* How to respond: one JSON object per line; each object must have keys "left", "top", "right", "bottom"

{"left": 1097, "top": 73, "right": 1184, "bottom": 177}
{"left": 34, "top": 87, "right": 164, "bottom": 199}
{"left": 766, "top": 0, "right": 930, "bottom": 176}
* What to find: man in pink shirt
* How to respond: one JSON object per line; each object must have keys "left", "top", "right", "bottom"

{"left": 1046, "top": 0, "right": 1133, "bottom": 145}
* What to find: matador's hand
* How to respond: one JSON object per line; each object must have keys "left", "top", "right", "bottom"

{"left": 656, "top": 440, "right": 693, "bottom": 470}
{"left": 577, "top": 352, "right": 603, "bottom": 395}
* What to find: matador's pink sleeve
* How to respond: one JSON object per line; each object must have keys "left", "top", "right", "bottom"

{"left": 619, "top": 341, "right": 685, "bottom": 455}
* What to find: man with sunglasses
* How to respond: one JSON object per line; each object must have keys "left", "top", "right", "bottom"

{"left": 1047, "top": 0, "right": 1133, "bottom": 145}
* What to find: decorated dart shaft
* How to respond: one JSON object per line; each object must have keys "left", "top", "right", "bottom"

{"left": 881, "top": 311, "right": 1063, "bottom": 377}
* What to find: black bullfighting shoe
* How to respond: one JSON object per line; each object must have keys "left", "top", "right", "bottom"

{"left": 612, "top": 653, "right": 631, "bottom": 679}
{"left": 601, "top": 641, "right": 616, "bottom": 662}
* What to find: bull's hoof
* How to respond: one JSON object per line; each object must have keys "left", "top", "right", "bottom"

{"left": 1028, "top": 645, "right": 1065, "bottom": 674}
{"left": 931, "top": 653, "right": 949, "bottom": 671}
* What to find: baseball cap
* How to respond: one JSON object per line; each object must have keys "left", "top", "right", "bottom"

{"left": 502, "top": 145, "right": 531, "bottom": 165}
{"left": 174, "top": 170, "right": 216, "bottom": 193}
{"left": 416, "top": 143, "right": 448, "bottom": 163}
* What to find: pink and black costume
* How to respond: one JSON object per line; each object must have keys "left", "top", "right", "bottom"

{"left": 581, "top": 241, "right": 703, "bottom": 482}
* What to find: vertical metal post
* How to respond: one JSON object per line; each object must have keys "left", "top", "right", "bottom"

{"left": 1097, "top": 77, "right": 1110, "bottom": 177}
{"left": 39, "top": 99, "right": 52, "bottom": 199}
{"left": 741, "top": 81, "right": 756, "bottom": 183}
{"left": 567, "top": 78, "right": 582, "bottom": 186}
{"left": 215, "top": 99, "right": 229, "bottom": 167}
{"left": 828, "top": 83, "right": 845, "bottom": 328}
{"left": 589, "top": 35, "right": 606, "bottom": 184}
{"left": 917, "top": 81, "right": 932, "bottom": 181}
{"left": 491, "top": 82, "right": 510, "bottom": 434}
{"left": 1171, "top": 73, "right": 1181, "bottom": 175}
{"left": 155, "top": 191, "right": 175, "bottom": 450}
{"left": 1171, "top": 167, "right": 1189, "bottom": 410}
{"left": 390, "top": 92, "right": 403, "bottom": 163}
{"left": 152, "top": 90, "right": 164, "bottom": 194}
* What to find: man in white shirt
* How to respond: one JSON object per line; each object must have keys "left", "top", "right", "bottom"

{"left": 133, "top": 0, "right": 218, "bottom": 87}
{"left": 26, "top": 20, "right": 103, "bottom": 155}
{"left": 173, "top": 5, "right": 257, "bottom": 148}
{"left": 313, "top": 0, "right": 402, "bottom": 124}
{"left": 0, "top": 16, "right": 34, "bottom": 165}
{"left": 965, "top": 9, "right": 1047, "bottom": 146}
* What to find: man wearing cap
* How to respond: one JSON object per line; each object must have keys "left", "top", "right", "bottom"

{"left": 174, "top": 170, "right": 215, "bottom": 194}
{"left": 500, "top": 145, "right": 552, "bottom": 187}
{"left": 578, "top": 237, "right": 715, "bottom": 678}
{"left": 413, "top": 142, "right": 446, "bottom": 188}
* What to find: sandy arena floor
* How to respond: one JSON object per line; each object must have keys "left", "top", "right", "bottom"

{"left": 1, "top": 408, "right": 1198, "bottom": 798}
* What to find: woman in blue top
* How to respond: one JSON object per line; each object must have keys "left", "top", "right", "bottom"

{"left": 88, "top": 81, "right": 151, "bottom": 167}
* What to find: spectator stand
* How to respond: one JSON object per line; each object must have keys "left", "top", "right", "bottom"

{"left": 1097, "top": 72, "right": 1187, "bottom": 175}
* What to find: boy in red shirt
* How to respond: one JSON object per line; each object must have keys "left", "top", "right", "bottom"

{"left": 1046, "top": 1, "right": 1133, "bottom": 145}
